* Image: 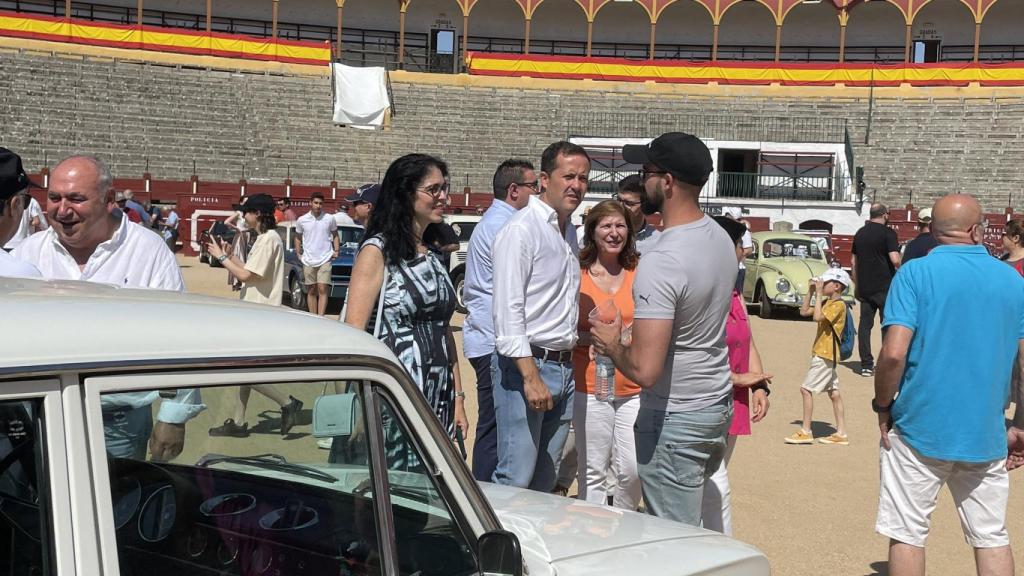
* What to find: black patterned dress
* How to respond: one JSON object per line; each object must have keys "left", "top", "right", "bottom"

{"left": 363, "top": 236, "right": 457, "bottom": 434}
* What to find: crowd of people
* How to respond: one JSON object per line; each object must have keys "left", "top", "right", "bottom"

{"left": 2, "top": 139, "right": 1024, "bottom": 575}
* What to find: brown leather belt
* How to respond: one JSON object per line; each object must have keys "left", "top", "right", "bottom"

{"left": 530, "top": 345, "right": 572, "bottom": 363}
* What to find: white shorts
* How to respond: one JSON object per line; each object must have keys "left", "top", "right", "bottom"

{"left": 800, "top": 356, "right": 839, "bottom": 394}
{"left": 876, "top": 431, "right": 1009, "bottom": 548}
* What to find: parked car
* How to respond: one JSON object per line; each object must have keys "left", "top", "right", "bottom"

{"left": 0, "top": 278, "right": 771, "bottom": 576}
{"left": 278, "top": 222, "right": 364, "bottom": 310}
{"left": 444, "top": 214, "right": 481, "bottom": 314}
{"left": 743, "top": 231, "right": 856, "bottom": 319}
{"left": 197, "top": 221, "right": 238, "bottom": 267}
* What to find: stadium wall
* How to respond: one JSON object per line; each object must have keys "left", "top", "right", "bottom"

{"left": 2, "top": 40, "right": 1024, "bottom": 211}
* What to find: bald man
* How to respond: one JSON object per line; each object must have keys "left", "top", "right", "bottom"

{"left": 873, "top": 194, "right": 1024, "bottom": 576}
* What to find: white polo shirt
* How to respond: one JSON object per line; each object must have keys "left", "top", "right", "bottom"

{"left": 13, "top": 215, "right": 184, "bottom": 291}
{"left": 295, "top": 211, "right": 338, "bottom": 267}
{"left": 493, "top": 196, "right": 581, "bottom": 357}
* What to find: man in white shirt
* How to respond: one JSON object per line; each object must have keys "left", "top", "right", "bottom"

{"left": 724, "top": 206, "right": 753, "bottom": 294}
{"left": 591, "top": 133, "right": 736, "bottom": 526}
{"left": 3, "top": 193, "right": 46, "bottom": 250}
{"left": 0, "top": 148, "right": 42, "bottom": 278}
{"left": 463, "top": 158, "right": 537, "bottom": 482}
{"left": 615, "top": 174, "right": 661, "bottom": 256}
{"left": 14, "top": 154, "right": 200, "bottom": 461}
{"left": 295, "top": 192, "right": 339, "bottom": 316}
{"left": 492, "top": 142, "right": 590, "bottom": 491}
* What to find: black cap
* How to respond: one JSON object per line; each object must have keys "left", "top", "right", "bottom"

{"left": 345, "top": 183, "right": 380, "bottom": 205}
{"left": 712, "top": 215, "right": 748, "bottom": 245}
{"left": 240, "top": 193, "right": 276, "bottom": 215}
{"left": 0, "top": 148, "right": 41, "bottom": 201}
{"left": 622, "top": 132, "right": 713, "bottom": 187}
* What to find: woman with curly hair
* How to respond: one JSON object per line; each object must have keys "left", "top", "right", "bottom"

{"left": 572, "top": 200, "right": 642, "bottom": 509}
{"left": 344, "top": 154, "right": 468, "bottom": 439}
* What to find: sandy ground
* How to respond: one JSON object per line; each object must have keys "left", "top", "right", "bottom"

{"left": 179, "top": 254, "right": 1024, "bottom": 576}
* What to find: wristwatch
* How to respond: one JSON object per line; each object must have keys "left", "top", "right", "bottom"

{"left": 454, "top": 391, "right": 466, "bottom": 399}
{"left": 751, "top": 383, "right": 771, "bottom": 396}
{"left": 871, "top": 398, "right": 892, "bottom": 413}
{"left": 217, "top": 254, "right": 229, "bottom": 264}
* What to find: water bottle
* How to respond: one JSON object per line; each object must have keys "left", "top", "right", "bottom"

{"left": 594, "top": 354, "right": 616, "bottom": 402}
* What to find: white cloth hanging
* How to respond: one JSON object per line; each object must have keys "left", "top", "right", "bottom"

{"left": 332, "top": 63, "right": 390, "bottom": 130}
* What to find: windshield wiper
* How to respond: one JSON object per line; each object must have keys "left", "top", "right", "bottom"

{"left": 198, "top": 453, "right": 337, "bottom": 484}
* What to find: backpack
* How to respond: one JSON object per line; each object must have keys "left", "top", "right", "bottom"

{"left": 828, "top": 302, "right": 856, "bottom": 367}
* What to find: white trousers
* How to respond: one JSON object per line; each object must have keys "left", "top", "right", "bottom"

{"left": 573, "top": 392, "right": 641, "bottom": 510}
{"left": 701, "top": 434, "right": 738, "bottom": 535}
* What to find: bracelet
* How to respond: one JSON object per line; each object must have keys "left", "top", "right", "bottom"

{"left": 217, "top": 254, "right": 229, "bottom": 263}
{"left": 454, "top": 391, "right": 466, "bottom": 399}
{"left": 751, "top": 383, "right": 771, "bottom": 396}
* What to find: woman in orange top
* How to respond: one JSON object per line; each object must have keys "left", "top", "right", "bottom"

{"left": 572, "top": 200, "right": 642, "bottom": 510}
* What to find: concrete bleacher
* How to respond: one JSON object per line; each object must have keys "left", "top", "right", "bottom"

{"left": 3, "top": 45, "right": 1024, "bottom": 210}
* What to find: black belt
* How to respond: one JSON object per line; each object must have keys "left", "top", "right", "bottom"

{"left": 530, "top": 345, "right": 572, "bottom": 363}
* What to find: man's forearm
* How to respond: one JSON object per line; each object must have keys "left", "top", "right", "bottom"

{"left": 608, "top": 344, "right": 655, "bottom": 389}
{"left": 874, "top": 356, "right": 904, "bottom": 405}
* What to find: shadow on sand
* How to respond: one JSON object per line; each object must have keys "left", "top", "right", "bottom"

{"left": 248, "top": 408, "right": 313, "bottom": 440}
{"left": 865, "top": 560, "right": 889, "bottom": 575}
{"left": 788, "top": 419, "right": 837, "bottom": 438}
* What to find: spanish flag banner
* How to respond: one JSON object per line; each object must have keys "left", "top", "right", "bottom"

{"left": 466, "top": 52, "right": 1024, "bottom": 87}
{"left": 0, "top": 11, "right": 330, "bottom": 66}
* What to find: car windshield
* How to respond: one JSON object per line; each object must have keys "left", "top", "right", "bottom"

{"left": 763, "top": 238, "right": 823, "bottom": 260}
{"left": 340, "top": 227, "right": 364, "bottom": 247}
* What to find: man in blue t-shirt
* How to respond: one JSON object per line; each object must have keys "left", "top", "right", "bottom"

{"left": 872, "top": 194, "right": 1024, "bottom": 576}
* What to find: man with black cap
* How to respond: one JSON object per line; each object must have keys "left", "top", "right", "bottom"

{"left": 346, "top": 183, "right": 379, "bottom": 228}
{"left": 0, "top": 148, "right": 42, "bottom": 278}
{"left": 590, "top": 132, "right": 737, "bottom": 526}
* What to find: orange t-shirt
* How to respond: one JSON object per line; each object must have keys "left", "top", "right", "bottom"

{"left": 573, "top": 267, "right": 641, "bottom": 397}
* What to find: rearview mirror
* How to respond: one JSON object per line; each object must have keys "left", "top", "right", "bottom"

{"left": 478, "top": 530, "right": 523, "bottom": 576}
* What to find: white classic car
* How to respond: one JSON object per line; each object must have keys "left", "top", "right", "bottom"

{"left": 0, "top": 278, "right": 770, "bottom": 576}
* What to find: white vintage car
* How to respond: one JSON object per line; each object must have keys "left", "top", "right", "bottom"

{"left": 0, "top": 278, "right": 770, "bottom": 576}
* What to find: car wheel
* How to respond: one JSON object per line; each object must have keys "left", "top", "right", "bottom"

{"left": 758, "top": 283, "right": 773, "bottom": 320}
{"left": 199, "top": 251, "right": 209, "bottom": 264}
{"left": 453, "top": 270, "right": 467, "bottom": 315}
{"left": 289, "top": 274, "right": 306, "bottom": 310}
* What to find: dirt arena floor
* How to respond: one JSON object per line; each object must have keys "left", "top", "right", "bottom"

{"left": 179, "top": 254, "right": 1024, "bottom": 575}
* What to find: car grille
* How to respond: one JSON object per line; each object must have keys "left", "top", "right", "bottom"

{"left": 455, "top": 251, "right": 467, "bottom": 265}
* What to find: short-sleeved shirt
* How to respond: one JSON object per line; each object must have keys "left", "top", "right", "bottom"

{"left": 295, "top": 212, "right": 338, "bottom": 267}
{"left": 852, "top": 221, "right": 899, "bottom": 295}
{"left": 901, "top": 232, "right": 938, "bottom": 264}
{"left": 0, "top": 249, "right": 41, "bottom": 278}
{"left": 241, "top": 230, "right": 284, "bottom": 305}
{"left": 3, "top": 197, "right": 44, "bottom": 250}
{"left": 884, "top": 244, "right": 1024, "bottom": 462}
{"left": 811, "top": 299, "right": 847, "bottom": 362}
{"left": 635, "top": 223, "right": 661, "bottom": 256}
{"left": 631, "top": 215, "right": 736, "bottom": 412}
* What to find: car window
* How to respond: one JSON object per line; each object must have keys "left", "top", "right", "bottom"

{"left": 762, "top": 238, "right": 822, "bottom": 260}
{"left": 275, "top": 226, "right": 291, "bottom": 250}
{"left": 449, "top": 222, "right": 476, "bottom": 242}
{"left": 374, "top": 393, "right": 477, "bottom": 576}
{"left": 98, "top": 381, "right": 383, "bottom": 576}
{"left": 0, "top": 399, "right": 55, "bottom": 576}
{"left": 340, "top": 227, "right": 364, "bottom": 247}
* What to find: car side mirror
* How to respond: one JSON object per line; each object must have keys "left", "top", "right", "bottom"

{"left": 477, "top": 530, "right": 524, "bottom": 576}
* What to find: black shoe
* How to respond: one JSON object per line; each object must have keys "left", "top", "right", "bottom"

{"left": 209, "top": 418, "right": 249, "bottom": 437}
{"left": 860, "top": 367, "right": 875, "bottom": 377}
{"left": 280, "top": 396, "right": 304, "bottom": 435}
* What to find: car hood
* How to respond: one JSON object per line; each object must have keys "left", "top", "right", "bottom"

{"left": 761, "top": 258, "right": 828, "bottom": 292}
{"left": 480, "top": 483, "right": 769, "bottom": 576}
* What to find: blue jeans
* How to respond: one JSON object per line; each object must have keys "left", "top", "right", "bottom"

{"left": 103, "top": 405, "right": 153, "bottom": 460}
{"left": 470, "top": 354, "right": 499, "bottom": 482}
{"left": 634, "top": 397, "right": 732, "bottom": 526}
{"left": 492, "top": 355, "right": 574, "bottom": 491}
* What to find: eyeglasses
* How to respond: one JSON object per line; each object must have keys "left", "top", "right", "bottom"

{"left": 639, "top": 169, "right": 668, "bottom": 181}
{"left": 613, "top": 194, "right": 642, "bottom": 208}
{"left": 516, "top": 180, "right": 539, "bottom": 190}
{"left": 417, "top": 182, "right": 450, "bottom": 198}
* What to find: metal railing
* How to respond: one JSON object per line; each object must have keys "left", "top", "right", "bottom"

{"left": 716, "top": 171, "right": 851, "bottom": 202}
{"left": 4, "top": 0, "right": 1024, "bottom": 68}
{"left": 566, "top": 112, "right": 848, "bottom": 144}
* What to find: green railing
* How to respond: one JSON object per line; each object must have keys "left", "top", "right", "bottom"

{"left": 716, "top": 172, "right": 851, "bottom": 201}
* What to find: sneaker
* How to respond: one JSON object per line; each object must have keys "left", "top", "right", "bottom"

{"left": 819, "top": 433, "right": 850, "bottom": 445}
{"left": 860, "top": 367, "right": 874, "bottom": 377}
{"left": 316, "top": 438, "right": 333, "bottom": 450}
{"left": 280, "top": 396, "right": 304, "bottom": 435}
{"left": 209, "top": 418, "right": 249, "bottom": 437}
{"left": 784, "top": 429, "right": 814, "bottom": 444}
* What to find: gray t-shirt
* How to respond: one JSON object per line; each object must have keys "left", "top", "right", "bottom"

{"left": 635, "top": 223, "right": 662, "bottom": 257}
{"left": 632, "top": 215, "right": 736, "bottom": 412}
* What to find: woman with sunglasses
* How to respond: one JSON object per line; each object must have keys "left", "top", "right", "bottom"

{"left": 344, "top": 154, "right": 468, "bottom": 440}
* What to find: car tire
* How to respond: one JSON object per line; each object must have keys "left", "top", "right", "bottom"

{"left": 199, "top": 251, "right": 209, "bottom": 264}
{"left": 453, "top": 270, "right": 467, "bottom": 315}
{"left": 289, "top": 273, "right": 307, "bottom": 311}
{"left": 758, "top": 283, "right": 773, "bottom": 320}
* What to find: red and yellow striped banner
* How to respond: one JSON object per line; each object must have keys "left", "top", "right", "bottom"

{"left": 0, "top": 11, "right": 330, "bottom": 66}
{"left": 467, "top": 52, "right": 1024, "bottom": 87}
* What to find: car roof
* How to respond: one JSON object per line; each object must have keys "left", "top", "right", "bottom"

{"left": 751, "top": 231, "right": 817, "bottom": 241}
{"left": 0, "top": 278, "right": 395, "bottom": 373}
